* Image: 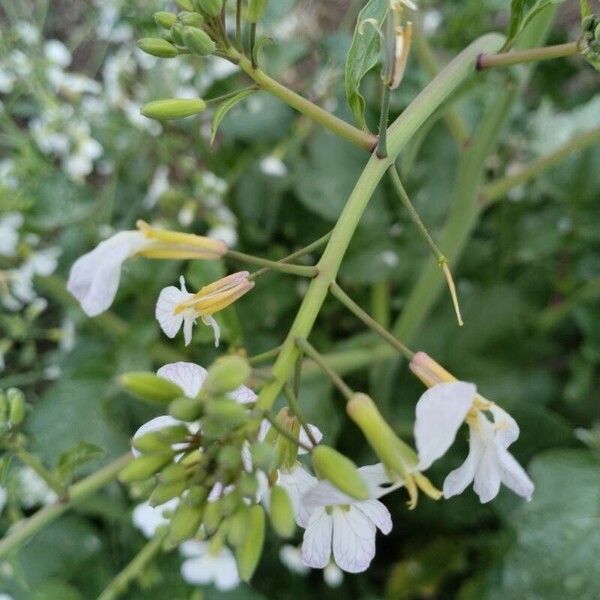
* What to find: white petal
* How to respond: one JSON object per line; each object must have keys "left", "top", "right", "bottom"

{"left": 489, "top": 404, "right": 520, "bottom": 448}
{"left": 183, "top": 316, "right": 195, "bottom": 346}
{"left": 203, "top": 314, "right": 220, "bottom": 347}
{"left": 303, "top": 479, "right": 353, "bottom": 509}
{"left": 323, "top": 563, "right": 343, "bottom": 587}
{"left": 181, "top": 555, "right": 214, "bottom": 585}
{"left": 213, "top": 551, "right": 240, "bottom": 590}
{"left": 301, "top": 508, "right": 333, "bottom": 569}
{"left": 131, "top": 415, "right": 184, "bottom": 457}
{"left": 179, "top": 540, "right": 208, "bottom": 558}
{"left": 132, "top": 498, "right": 178, "bottom": 539}
{"left": 155, "top": 286, "right": 188, "bottom": 338}
{"left": 156, "top": 362, "right": 207, "bottom": 398}
{"left": 358, "top": 463, "right": 402, "bottom": 499}
{"left": 278, "top": 465, "right": 318, "bottom": 528}
{"left": 331, "top": 507, "right": 376, "bottom": 573}
{"left": 229, "top": 384, "right": 257, "bottom": 405}
{"left": 472, "top": 447, "right": 502, "bottom": 503}
{"left": 443, "top": 422, "right": 485, "bottom": 499}
{"left": 298, "top": 424, "right": 322, "bottom": 453}
{"left": 496, "top": 446, "right": 535, "bottom": 501}
{"left": 415, "top": 381, "right": 476, "bottom": 470}
{"left": 355, "top": 499, "right": 392, "bottom": 534}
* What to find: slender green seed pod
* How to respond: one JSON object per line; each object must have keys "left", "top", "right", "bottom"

{"left": 149, "top": 479, "right": 187, "bottom": 505}
{"left": 160, "top": 463, "right": 188, "bottom": 483}
{"left": 141, "top": 98, "right": 206, "bottom": 121}
{"left": 137, "top": 38, "right": 178, "bottom": 58}
{"left": 227, "top": 505, "right": 249, "bottom": 547}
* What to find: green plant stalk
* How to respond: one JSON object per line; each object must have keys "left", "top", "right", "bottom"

{"left": 481, "top": 126, "right": 600, "bottom": 207}
{"left": 412, "top": 26, "right": 470, "bottom": 147}
{"left": 0, "top": 453, "right": 132, "bottom": 559}
{"left": 330, "top": 282, "right": 413, "bottom": 360}
{"left": 376, "top": 85, "right": 391, "bottom": 158}
{"left": 235, "top": 0, "right": 243, "bottom": 50}
{"left": 228, "top": 49, "right": 377, "bottom": 151}
{"left": 98, "top": 529, "right": 168, "bottom": 600}
{"left": 254, "top": 33, "right": 505, "bottom": 413}
{"left": 227, "top": 249, "right": 317, "bottom": 278}
{"left": 477, "top": 41, "right": 579, "bottom": 70}
{"left": 371, "top": 280, "right": 390, "bottom": 328}
{"left": 283, "top": 384, "right": 319, "bottom": 447}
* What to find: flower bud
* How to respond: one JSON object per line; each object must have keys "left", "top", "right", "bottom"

{"left": 132, "top": 424, "right": 189, "bottom": 454}
{"left": 0, "top": 392, "right": 8, "bottom": 423}
{"left": 247, "top": 0, "right": 268, "bottom": 23}
{"left": 311, "top": 445, "right": 370, "bottom": 500}
{"left": 137, "top": 38, "right": 178, "bottom": 58}
{"left": 182, "top": 26, "right": 216, "bottom": 55}
{"left": 179, "top": 11, "right": 205, "bottom": 27}
{"left": 220, "top": 489, "right": 242, "bottom": 516}
{"left": 206, "top": 400, "right": 247, "bottom": 429}
{"left": 149, "top": 479, "right": 187, "bottom": 505}
{"left": 154, "top": 11, "right": 177, "bottom": 29}
{"left": 346, "top": 393, "right": 418, "bottom": 481}
{"left": 218, "top": 445, "right": 243, "bottom": 472}
{"left": 169, "top": 396, "right": 203, "bottom": 421}
{"left": 249, "top": 442, "right": 275, "bottom": 472}
{"left": 204, "top": 356, "right": 252, "bottom": 395}
{"left": 409, "top": 352, "right": 455, "bottom": 388}
{"left": 168, "top": 501, "right": 204, "bottom": 544}
{"left": 141, "top": 98, "right": 206, "bottom": 121}
{"left": 119, "top": 452, "right": 174, "bottom": 483}
{"left": 170, "top": 24, "right": 185, "bottom": 47}
{"left": 160, "top": 462, "right": 188, "bottom": 483}
{"left": 238, "top": 473, "right": 259, "bottom": 498}
{"left": 235, "top": 505, "right": 265, "bottom": 582}
{"left": 268, "top": 485, "right": 295, "bottom": 538}
{"left": 194, "top": 0, "right": 223, "bottom": 18}
{"left": 175, "top": 0, "right": 194, "bottom": 10}
{"left": 7, "top": 388, "right": 26, "bottom": 426}
{"left": 265, "top": 408, "right": 301, "bottom": 469}
{"left": 226, "top": 505, "right": 249, "bottom": 547}
{"left": 202, "top": 499, "right": 223, "bottom": 535}
{"left": 120, "top": 372, "right": 183, "bottom": 404}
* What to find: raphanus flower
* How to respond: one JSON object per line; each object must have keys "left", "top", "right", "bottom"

{"left": 179, "top": 539, "right": 240, "bottom": 591}
{"left": 67, "top": 220, "right": 226, "bottom": 317}
{"left": 155, "top": 272, "right": 253, "bottom": 347}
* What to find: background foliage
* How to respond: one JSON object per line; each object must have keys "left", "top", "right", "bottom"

{"left": 1, "top": 0, "right": 599, "bottom": 598}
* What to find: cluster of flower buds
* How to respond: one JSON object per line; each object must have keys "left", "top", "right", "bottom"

{"left": 581, "top": 14, "right": 600, "bottom": 70}
{"left": 0, "top": 387, "right": 26, "bottom": 438}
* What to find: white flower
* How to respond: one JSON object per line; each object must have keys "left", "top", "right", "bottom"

{"left": 279, "top": 544, "right": 310, "bottom": 575}
{"left": 414, "top": 381, "right": 534, "bottom": 504}
{"left": 0, "top": 213, "right": 23, "bottom": 256}
{"left": 300, "top": 464, "right": 394, "bottom": 573}
{"left": 67, "top": 231, "right": 148, "bottom": 316}
{"left": 155, "top": 276, "right": 200, "bottom": 346}
{"left": 18, "top": 466, "right": 57, "bottom": 508}
{"left": 323, "top": 562, "right": 344, "bottom": 587}
{"left": 180, "top": 540, "right": 240, "bottom": 591}
{"left": 143, "top": 166, "right": 170, "bottom": 208}
{"left": 44, "top": 40, "right": 72, "bottom": 67}
{"left": 132, "top": 499, "right": 178, "bottom": 539}
{"left": 259, "top": 155, "right": 288, "bottom": 177}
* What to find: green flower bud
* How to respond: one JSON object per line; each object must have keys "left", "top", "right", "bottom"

{"left": 132, "top": 424, "right": 189, "bottom": 454}
{"left": 249, "top": 442, "right": 275, "bottom": 472}
{"left": 169, "top": 396, "right": 203, "bottom": 421}
{"left": 0, "top": 392, "right": 8, "bottom": 423}
{"left": 220, "top": 489, "right": 241, "bottom": 516}
{"left": 186, "top": 484, "right": 209, "bottom": 506}
{"left": 119, "top": 452, "right": 174, "bottom": 483}
{"left": 204, "top": 356, "right": 252, "bottom": 395}
{"left": 269, "top": 485, "right": 295, "bottom": 538}
{"left": 311, "top": 445, "right": 369, "bottom": 501}
{"left": 7, "top": 388, "right": 26, "bottom": 426}
{"left": 179, "top": 11, "right": 205, "bottom": 27}
{"left": 175, "top": 0, "right": 194, "bottom": 10}
{"left": 149, "top": 479, "right": 187, "bottom": 505}
{"left": 160, "top": 462, "right": 188, "bottom": 483}
{"left": 137, "top": 38, "right": 178, "bottom": 58}
{"left": 238, "top": 473, "right": 259, "bottom": 499}
{"left": 202, "top": 500, "right": 223, "bottom": 535}
{"left": 248, "top": 0, "right": 268, "bottom": 23}
{"left": 183, "top": 26, "right": 216, "bottom": 56}
{"left": 346, "top": 392, "right": 418, "bottom": 481}
{"left": 168, "top": 501, "right": 204, "bottom": 544}
{"left": 195, "top": 0, "right": 223, "bottom": 18}
{"left": 206, "top": 400, "right": 247, "bottom": 429}
{"left": 266, "top": 410, "right": 301, "bottom": 470}
{"left": 235, "top": 505, "right": 265, "bottom": 582}
{"left": 154, "top": 11, "right": 178, "bottom": 29}
{"left": 170, "top": 24, "right": 185, "bottom": 47}
{"left": 226, "top": 505, "right": 249, "bottom": 547}
{"left": 141, "top": 98, "right": 206, "bottom": 121}
{"left": 120, "top": 372, "right": 183, "bottom": 404}
{"left": 218, "top": 446, "right": 243, "bottom": 472}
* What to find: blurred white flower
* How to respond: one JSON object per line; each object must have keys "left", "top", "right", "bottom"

{"left": 414, "top": 381, "right": 534, "bottom": 503}
{"left": 0, "top": 486, "right": 6, "bottom": 514}
{"left": 44, "top": 39, "right": 72, "bottom": 68}
{"left": 18, "top": 466, "right": 57, "bottom": 508}
{"left": 279, "top": 544, "right": 310, "bottom": 575}
{"left": 259, "top": 155, "right": 288, "bottom": 177}
{"left": 144, "top": 166, "right": 170, "bottom": 208}
{"left": 180, "top": 540, "right": 240, "bottom": 591}
{"left": 15, "top": 21, "right": 39, "bottom": 45}
{"left": 0, "top": 159, "right": 19, "bottom": 189}
{"left": 8, "top": 247, "right": 60, "bottom": 307}
{"left": 0, "top": 67, "right": 16, "bottom": 94}
{"left": 0, "top": 213, "right": 23, "bottom": 256}
{"left": 323, "top": 562, "right": 344, "bottom": 587}
{"left": 208, "top": 224, "right": 238, "bottom": 248}
{"left": 132, "top": 498, "right": 178, "bottom": 539}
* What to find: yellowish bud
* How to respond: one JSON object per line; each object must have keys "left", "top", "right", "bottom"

{"left": 119, "top": 372, "right": 183, "bottom": 404}
{"left": 408, "top": 351, "right": 456, "bottom": 388}
{"left": 141, "top": 98, "right": 206, "bottom": 121}
{"left": 311, "top": 445, "right": 370, "bottom": 500}
{"left": 154, "top": 11, "right": 177, "bottom": 29}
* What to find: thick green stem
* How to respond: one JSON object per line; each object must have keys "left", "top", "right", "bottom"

{"left": 477, "top": 41, "right": 579, "bottom": 70}
{"left": 98, "top": 530, "right": 168, "bottom": 600}
{"left": 228, "top": 49, "right": 377, "bottom": 151}
{"left": 481, "top": 126, "right": 600, "bottom": 207}
{"left": 254, "top": 33, "right": 504, "bottom": 412}
{"left": 0, "top": 453, "right": 132, "bottom": 558}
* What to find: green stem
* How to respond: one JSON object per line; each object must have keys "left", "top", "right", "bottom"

{"left": 412, "top": 26, "right": 470, "bottom": 147}
{"left": 13, "top": 447, "right": 66, "bottom": 499}
{"left": 376, "top": 85, "right": 391, "bottom": 158}
{"left": 329, "top": 282, "right": 414, "bottom": 360}
{"left": 0, "top": 453, "right": 132, "bottom": 559}
{"left": 477, "top": 41, "right": 579, "bottom": 70}
{"left": 98, "top": 530, "right": 168, "bottom": 600}
{"left": 254, "top": 33, "right": 505, "bottom": 413}
{"left": 228, "top": 49, "right": 377, "bottom": 151}
{"left": 235, "top": 0, "right": 243, "bottom": 51}
{"left": 295, "top": 337, "right": 354, "bottom": 401}
{"left": 205, "top": 85, "right": 259, "bottom": 105}
{"left": 227, "top": 249, "right": 317, "bottom": 278}
{"left": 249, "top": 22, "right": 257, "bottom": 68}
{"left": 283, "top": 384, "right": 319, "bottom": 447}
{"left": 248, "top": 346, "right": 282, "bottom": 365}
{"left": 480, "top": 126, "right": 600, "bottom": 207}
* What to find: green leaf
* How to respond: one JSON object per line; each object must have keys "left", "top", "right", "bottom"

{"left": 505, "top": 0, "right": 567, "bottom": 50}
{"left": 344, "top": 0, "right": 388, "bottom": 130}
{"left": 210, "top": 88, "right": 257, "bottom": 146}
{"left": 56, "top": 441, "right": 105, "bottom": 485}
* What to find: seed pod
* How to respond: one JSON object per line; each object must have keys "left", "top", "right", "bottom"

{"left": 248, "top": 0, "right": 268, "bottom": 23}
{"left": 169, "top": 396, "right": 203, "bottom": 421}
{"left": 137, "top": 38, "right": 178, "bottom": 58}
{"left": 249, "top": 442, "right": 275, "bottom": 472}
{"left": 141, "top": 98, "right": 206, "bottom": 121}
{"left": 7, "top": 388, "right": 26, "bottom": 426}
{"left": 149, "top": 479, "right": 187, "bottom": 505}
{"left": 204, "top": 356, "right": 252, "bottom": 395}
{"left": 168, "top": 501, "right": 204, "bottom": 544}
{"left": 311, "top": 445, "right": 370, "bottom": 500}
{"left": 195, "top": 0, "right": 223, "bottom": 18}
{"left": 120, "top": 372, "right": 183, "bottom": 404}
{"left": 183, "top": 26, "right": 216, "bottom": 56}
{"left": 119, "top": 452, "right": 174, "bottom": 483}
{"left": 269, "top": 485, "right": 295, "bottom": 538}
{"left": 154, "top": 11, "right": 177, "bottom": 29}
{"left": 235, "top": 505, "right": 265, "bottom": 582}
